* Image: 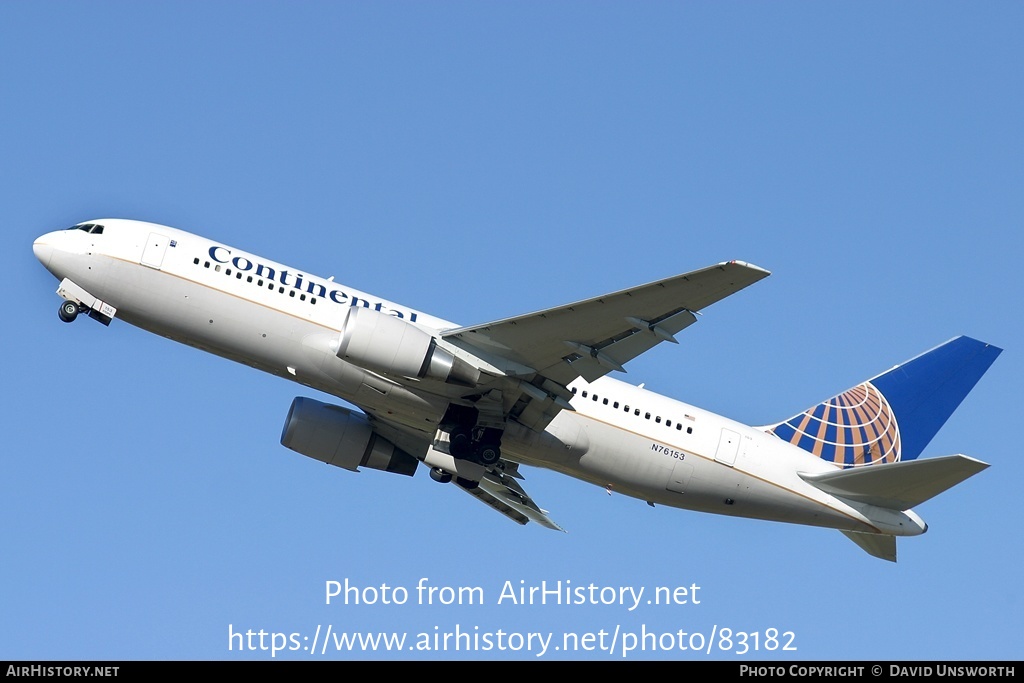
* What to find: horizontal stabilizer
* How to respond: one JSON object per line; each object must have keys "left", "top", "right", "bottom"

{"left": 800, "top": 454, "right": 989, "bottom": 510}
{"left": 841, "top": 531, "right": 897, "bottom": 562}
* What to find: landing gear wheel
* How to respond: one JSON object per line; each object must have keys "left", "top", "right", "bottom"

{"left": 59, "top": 301, "right": 79, "bottom": 323}
{"left": 448, "top": 427, "right": 474, "bottom": 458}
{"left": 475, "top": 443, "right": 500, "bottom": 466}
{"left": 429, "top": 467, "right": 453, "bottom": 484}
{"left": 455, "top": 476, "right": 479, "bottom": 490}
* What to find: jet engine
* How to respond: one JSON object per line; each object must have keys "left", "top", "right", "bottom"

{"left": 335, "top": 307, "right": 480, "bottom": 387}
{"left": 280, "top": 397, "right": 419, "bottom": 476}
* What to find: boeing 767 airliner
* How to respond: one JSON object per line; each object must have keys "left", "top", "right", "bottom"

{"left": 33, "top": 219, "right": 1001, "bottom": 561}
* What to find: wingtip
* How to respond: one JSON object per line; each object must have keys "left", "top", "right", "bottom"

{"left": 721, "top": 260, "right": 771, "bottom": 276}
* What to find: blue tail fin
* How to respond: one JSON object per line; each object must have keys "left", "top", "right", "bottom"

{"left": 766, "top": 337, "right": 1001, "bottom": 467}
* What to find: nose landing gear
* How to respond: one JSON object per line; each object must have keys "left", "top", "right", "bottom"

{"left": 58, "top": 300, "right": 80, "bottom": 323}
{"left": 53, "top": 279, "right": 117, "bottom": 326}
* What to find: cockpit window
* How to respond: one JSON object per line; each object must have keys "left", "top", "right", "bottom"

{"left": 67, "top": 223, "right": 104, "bottom": 234}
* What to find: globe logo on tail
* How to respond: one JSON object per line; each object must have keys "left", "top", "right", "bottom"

{"left": 769, "top": 382, "right": 901, "bottom": 467}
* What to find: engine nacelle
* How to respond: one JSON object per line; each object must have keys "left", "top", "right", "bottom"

{"left": 335, "top": 307, "right": 479, "bottom": 387}
{"left": 280, "top": 397, "right": 418, "bottom": 476}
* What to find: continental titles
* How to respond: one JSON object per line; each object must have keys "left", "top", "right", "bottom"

{"left": 208, "top": 245, "right": 418, "bottom": 322}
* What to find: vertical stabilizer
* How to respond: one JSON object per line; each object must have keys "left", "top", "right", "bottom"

{"left": 766, "top": 337, "right": 1000, "bottom": 467}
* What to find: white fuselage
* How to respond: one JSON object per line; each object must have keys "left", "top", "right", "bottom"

{"left": 33, "top": 219, "right": 927, "bottom": 537}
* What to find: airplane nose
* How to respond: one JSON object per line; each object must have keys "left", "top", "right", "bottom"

{"left": 33, "top": 237, "right": 53, "bottom": 267}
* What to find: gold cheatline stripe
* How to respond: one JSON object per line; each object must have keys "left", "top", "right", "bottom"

{"left": 570, "top": 408, "right": 882, "bottom": 533}
{"left": 110, "top": 253, "right": 350, "bottom": 333}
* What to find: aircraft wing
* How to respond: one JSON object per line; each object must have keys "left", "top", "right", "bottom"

{"left": 443, "top": 261, "right": 769, "bottom": 386}
{"left": 442, "top": 261, "right": 769, "bottom": 430}
{"left": 370, "top": 261, "right": 768, "bottom": 525}
{"left": 463, "top": 464, "right": 564, "bottom": 531}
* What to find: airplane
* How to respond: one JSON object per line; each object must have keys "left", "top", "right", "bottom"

{"left": 32, "top": 219, "right": 1001, "bottom": 561}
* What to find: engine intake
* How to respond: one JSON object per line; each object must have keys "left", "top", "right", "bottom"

{"left": 335, "top": 306, "right": 479, "bottom": 386}
{"left": 280, "top": 397, "right": 418, "bottom": 476}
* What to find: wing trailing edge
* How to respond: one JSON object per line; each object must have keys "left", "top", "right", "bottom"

{"left": 460, "top": 468, "right": 565, "bottom": 531}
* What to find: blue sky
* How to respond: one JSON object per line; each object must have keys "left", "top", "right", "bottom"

{"left": 4, "top": 2, "right": 1021, "bottom": 660}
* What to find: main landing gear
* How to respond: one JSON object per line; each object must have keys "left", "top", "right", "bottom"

{"left": 440, "top": 405, "right": 503, "bottom": 466}
{"left": 447, "top": 425, "right": 502, "bottom": 465}
{"left": 58, "top": 301, "right": 80, "bottom": 323}
{"left": 428, "top": 405, "right": 503, "bottom": 489}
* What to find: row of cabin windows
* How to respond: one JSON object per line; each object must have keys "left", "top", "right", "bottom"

{"left": 572, "top": 388, "right": 694, "bottom": 434}
{"left": 194, "top": 257, "right": 319, "bottom": 305}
